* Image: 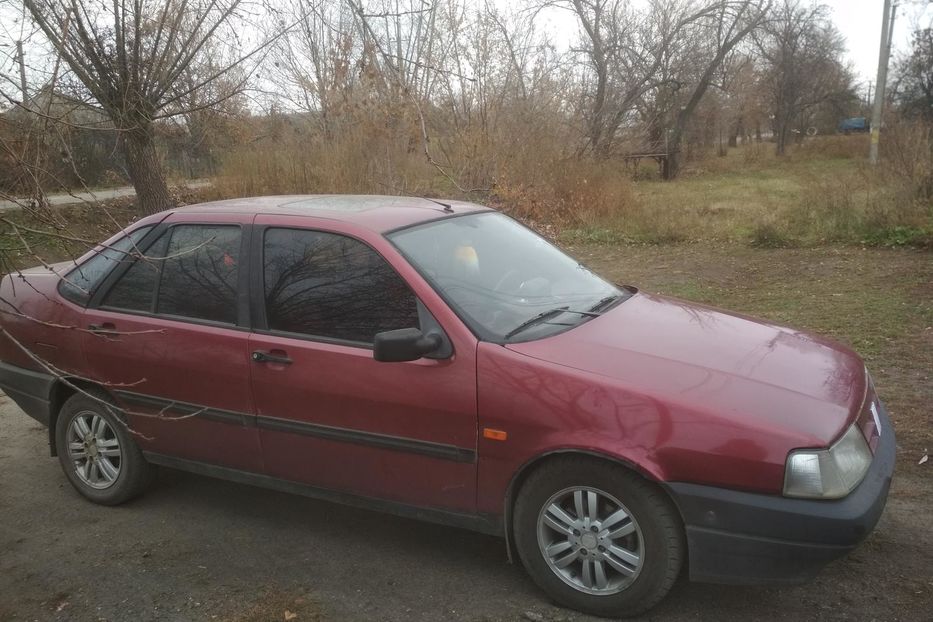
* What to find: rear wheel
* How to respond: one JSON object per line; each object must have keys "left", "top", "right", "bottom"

{"left": 514, "top": 457, "right": 684, "bottom": 618}
{"left": 55, "top": 392, "right": 153, "bottom": 505}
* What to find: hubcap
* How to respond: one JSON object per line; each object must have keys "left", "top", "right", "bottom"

{"left": 537, "top": 486, "right": 644, "bottom": 595}
{"left": 67, "top": 411, "right": 122, "bottom": 490}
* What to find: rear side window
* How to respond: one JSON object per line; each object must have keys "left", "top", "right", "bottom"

{"left": 157, "top": 225, "right": 240, "bottom": 323}
{"left": 101, "top": 234, "right": 169, "bottom": 312}
{"left": 101, "top": 224, "right": 241, "bottom": 325}
{"left": 263, "top": 228, "right": 419, "bottom": 343}
{"left": 59, "top": 226, "right": 152, "bottom": 305}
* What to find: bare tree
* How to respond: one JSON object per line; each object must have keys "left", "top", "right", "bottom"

{"left": 662, "top": 0, "right": 769, "bottom": 178}
{"left": 754, "top": 0, "right": 852, "bottom": 155}
{"left": 557, "top": 0, "right": 726, "bottom": 157}
{"left": 22, "top": 0, "right": 279, "bottom": 214}
{"left": 271, "top": 0, "right": 358, "bottom": 137}
{"left": 892, "top": 25, "right": 933, "bottom": 121}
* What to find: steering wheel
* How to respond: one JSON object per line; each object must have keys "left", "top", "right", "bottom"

{"left": 493, "top": 268, "right": 525, "bottom": 293}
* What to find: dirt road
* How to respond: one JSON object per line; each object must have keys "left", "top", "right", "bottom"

{"left": 0, "top": 181, "right": 211, "bottom": 211}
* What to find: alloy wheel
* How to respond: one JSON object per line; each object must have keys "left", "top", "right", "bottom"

{"left": 536, "top": 486, "right": 644, "bottom": 595}
{"left": 67, "top": 410, "right": 122, "bottom": 490}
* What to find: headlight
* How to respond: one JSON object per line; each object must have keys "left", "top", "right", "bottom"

{"left": 784, "top": 424, "right": 872, "bottom": 499}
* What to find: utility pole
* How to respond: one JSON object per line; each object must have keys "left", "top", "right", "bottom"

{"left": 869, "top": 0, "right": 896, "bottom": 164}
{"left": 15, "top": 40, "right": 27, "bottom": 103}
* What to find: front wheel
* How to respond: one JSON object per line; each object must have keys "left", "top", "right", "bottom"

{"left": 55, "top": 392, "right": 153, "bottom": 505}
{"left": 514, "top": 457, "right": 684, "bottom": 618}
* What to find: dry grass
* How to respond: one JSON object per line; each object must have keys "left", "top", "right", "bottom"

{"left": 563, "top": 133, "right": 932, "bottom": 247}
{"left": 204, "top": 121, "right": 931, "bottom": 249}
{"left": 205, "top": 106, "right": 641, "bottom": 231}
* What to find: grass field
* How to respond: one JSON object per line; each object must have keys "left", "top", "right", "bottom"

{"left": 562, "top": 136, "right": 932, "bottom": 247}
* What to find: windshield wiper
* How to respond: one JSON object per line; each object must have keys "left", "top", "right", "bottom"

{"left": 505, "top": 306, "right": 600, "bottom": 340}
{"left": 589, "top": 294, "right": 622, "bottom": 313}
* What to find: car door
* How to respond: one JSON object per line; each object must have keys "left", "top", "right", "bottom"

{"left": 81, "top": 212, "right": 262, "bottom": 473}
{"left": 248, "top": 217, "right": 478, "bottom": 513}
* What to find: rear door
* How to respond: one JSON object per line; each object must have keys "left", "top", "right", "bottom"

{"left": 81, "top": 212, "right": 261, "bottom": 472}
{"left": 248, "top": 217, "right": 478, "bottom": 513}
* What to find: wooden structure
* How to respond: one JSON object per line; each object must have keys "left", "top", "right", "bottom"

{"left": 621, "top": 151, "right": 678, "bottom": 178}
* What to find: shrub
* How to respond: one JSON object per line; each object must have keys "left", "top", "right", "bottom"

{"left": 749, "top": 221, "right": 794, "bottom": 248}
{"left": 880, "top": 118, "right": 933, "bottom": 202}
{"left": 795, "top": 134, "right": 868, "bottom": 159}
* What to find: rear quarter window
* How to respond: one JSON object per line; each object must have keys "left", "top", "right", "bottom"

{"left": 100, "top": 224, "right": 242, "bottom": 326}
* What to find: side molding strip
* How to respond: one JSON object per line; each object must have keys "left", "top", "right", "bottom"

{"left": 255, "top": 415, "right": 476, "bottom": 463}
{"left": 115, "top": 390, "right": 476, "bottom": 463}
{"left": 114, "top": 390, "right": 251, "bottom": 427}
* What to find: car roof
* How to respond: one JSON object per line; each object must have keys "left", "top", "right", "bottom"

{"left": 170, "top": 194, "right": 494, "bottom": 233}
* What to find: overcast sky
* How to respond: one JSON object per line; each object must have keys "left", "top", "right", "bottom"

{"left": 539, "top": 0, "right": 932, "bottom": 98}
{"left": 824, "top": 0, "right": 932, "bottom": 86}
{"left": 2, "top": 0, "right": 931, "bottom": 101}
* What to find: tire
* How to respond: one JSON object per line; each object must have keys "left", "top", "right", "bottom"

{"left": 514, "top": 457, "right": 684, "bottom": 618}
{"left": 55, "top": 392, "right": 153, "bottom": 505}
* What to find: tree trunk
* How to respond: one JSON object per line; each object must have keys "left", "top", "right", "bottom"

{"left": 728, "top": 116, "right": 741, "bottom": 148}
{"left": 774, "top": 118, "right": 789, "bottom": 156}
{"left": 572, "top": 0, "right": 609, "bottom": 156}
{"left": 664, "top": 152, "right": 677, "bottom": 180}
{"left": 122, "top": 130, "right": 173, "bottom": 215}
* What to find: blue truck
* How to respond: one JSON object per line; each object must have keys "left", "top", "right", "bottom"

{"left": 838, "top": 117, "right": 870, "bottom": 133}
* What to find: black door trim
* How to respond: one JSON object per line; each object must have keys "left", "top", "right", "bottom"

{"left": 114, "top": 390, "right": 252, "bottom": 427}
{"left": 113, "top": 390, "right": 476, "bottom": 463}
{"left": 256, "top": 414, "right": 476, "bottom": 463}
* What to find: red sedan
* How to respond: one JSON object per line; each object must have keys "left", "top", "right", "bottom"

{"left": 0, "top": 196, "right": 894, "bottom": 617}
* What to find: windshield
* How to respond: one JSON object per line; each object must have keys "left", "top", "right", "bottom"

{"left": 389, "top": 212, "right": 625, "bottom": 342}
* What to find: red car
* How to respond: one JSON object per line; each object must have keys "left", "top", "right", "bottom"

{"left": 0, "top": 196, "right": 894, "bottom": 617}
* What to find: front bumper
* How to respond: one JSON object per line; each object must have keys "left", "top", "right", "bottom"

{"left": 666, "top": 401, "right": 896, "bottom": 585}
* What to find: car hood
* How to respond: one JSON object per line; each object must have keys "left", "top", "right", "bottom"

{"left": 505, "top": 292, "right": 866, "bottom": 448}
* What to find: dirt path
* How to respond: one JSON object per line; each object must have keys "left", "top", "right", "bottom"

{"left": 1, "top": 243, "right": 931, "bottom": 621}
{"left": 0, "top": 181, "right": 211, "bottom": 211}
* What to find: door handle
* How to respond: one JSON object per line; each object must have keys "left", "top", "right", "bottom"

{"left": 88, "top": 322, "right": 119, "bottom": 336}
{"left": 251, "top": 350, "right": 292, "bottom": 365}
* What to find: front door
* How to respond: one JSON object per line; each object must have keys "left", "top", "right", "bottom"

{"left": 82, "top": 214, "right": 261, "bottom": 472}
{"left": 248, "top": 222, "right": 478, "bottom": 512}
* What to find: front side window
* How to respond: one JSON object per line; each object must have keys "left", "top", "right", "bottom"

{"left": 389, "top": 212, "right": 625, "bottom": 342}
{"left": 263, "top": 228, "right": 419, "bottom": 344}
{"left": 59, "top": 225, "right": 152, "bottom": 305}
{"left": 102, "top": 224, "right": 241, "bottom": 325}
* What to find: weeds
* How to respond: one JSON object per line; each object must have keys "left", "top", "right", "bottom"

{"left": 209, "top": 126, "right": 932, "bottom": 248}
{"left": 749, "top": 221, "right": 793, "bottom": 248}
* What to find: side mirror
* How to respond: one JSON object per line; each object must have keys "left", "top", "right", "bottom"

{"left": 373, "top": 328, "right": 442, "bottom": 362}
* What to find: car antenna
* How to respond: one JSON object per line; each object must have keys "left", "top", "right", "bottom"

{"left": 422, "top": 197, "right": 454, "bottom": 213}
